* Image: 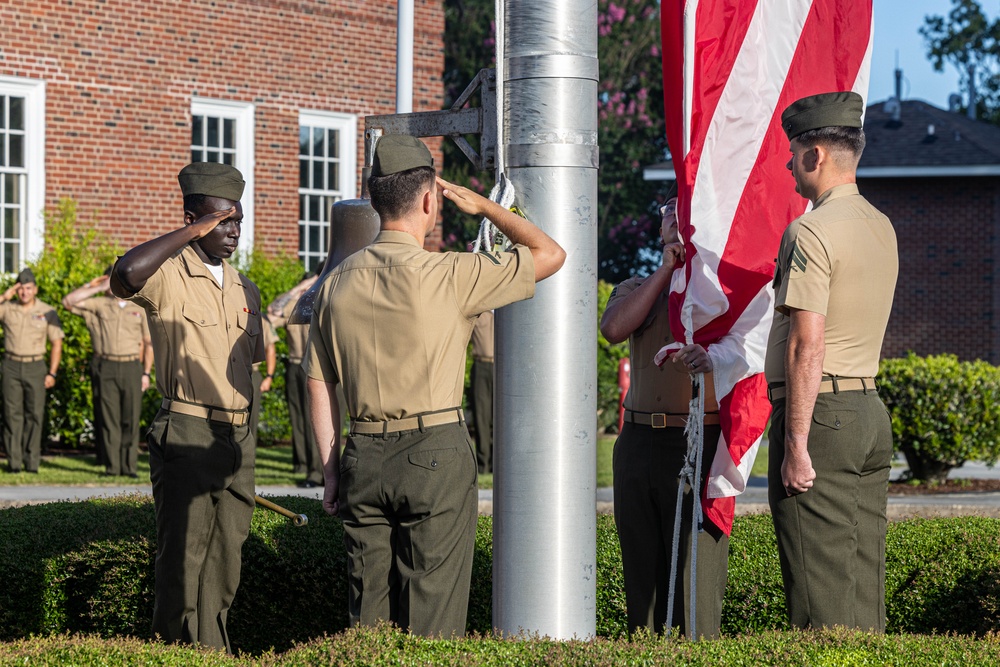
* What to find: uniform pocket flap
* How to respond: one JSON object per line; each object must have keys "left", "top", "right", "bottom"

{"left": 812, "top": 410, "right": 857, "bottom": 430}
{"left": 182, "top": 303, "right": 218, "bottom": 328}
{"left": 237, "top": 309, "right": 261, "bottom": 336}
{"left": 340, "top": 455, "right": 358, "bottom": 473}
{"left": 408, "top": 448, "right": 456, "bottom": 471}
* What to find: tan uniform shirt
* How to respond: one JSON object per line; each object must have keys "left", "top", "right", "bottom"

{"left": 608, "top": 277, "right": 717, "bottom": 414}
{"left": 252, "top": 318, "right": 278, "bottom": 372}
{"left": 765, "top": 184, "right": 898, "bottom": 383}
{"left": 125, "top": 244, "right": 265, "bottom": 410}
{"left": 470, "top": 310, "right": 494, "bottom": 361}
{"left": 281, "top": 298, "right": 310, "bottom": 364}
{"left": 305, "top": 230, "right": 535, "bottom": 421}
{"left": 0, "top": 299, "right": 64, "bottom": 357}
{"left": 74, "top": 295, "right": 149, "bottom": 358}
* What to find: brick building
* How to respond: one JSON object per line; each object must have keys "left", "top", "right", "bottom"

{"left": 0, "top": 0, "right": 446, "bottom": 274}
{"left": 644, "top": 99, "right": 1000, "bottom": 364}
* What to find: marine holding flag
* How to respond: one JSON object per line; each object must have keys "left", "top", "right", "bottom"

{"left": 602, "top": 191, "right": 732, "bottom": 639}
{"left": 765, "top": 92, "right": 897, "bottom": 631}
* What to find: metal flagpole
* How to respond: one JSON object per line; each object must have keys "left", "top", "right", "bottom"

{"left": 492, "top": 0, "right": 599, "bottom": 639}
{"left": 396, "top": 0, "right": 414, "bottom": 113}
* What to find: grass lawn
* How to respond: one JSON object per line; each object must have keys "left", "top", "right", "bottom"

{"left": 4, "top": 436, "right": 767, "bottom": 489}
{"left": 0, "top": 445, "right": 302, "bottom": 487}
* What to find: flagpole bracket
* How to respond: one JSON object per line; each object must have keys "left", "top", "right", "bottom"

{"left": 364, "top": 68, "right": 497, "bottom": 175}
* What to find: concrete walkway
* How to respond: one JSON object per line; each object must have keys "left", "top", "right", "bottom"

{"left": 4, "top": 461, "right": 999, "bottom": 518}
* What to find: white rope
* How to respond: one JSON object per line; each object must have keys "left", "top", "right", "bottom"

{"left": 473, "top": 0, "right": 515, "bottom": 254}
{"left": 665, "top": 371, "right": 705, "bottom": 639}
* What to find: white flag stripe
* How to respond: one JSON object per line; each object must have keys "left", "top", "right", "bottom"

{"left": 685, "top": 0, "right": 814, "bottom": 334}
{"left": 708, "top": 435, "right": 763, "bottom": 498}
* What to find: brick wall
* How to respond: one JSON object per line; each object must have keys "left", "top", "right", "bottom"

{"left": 0, "top": 0, "right": 445, "bottom": 255}
{"left": 860, "top": 176, "right": 1000, "bottom": 364}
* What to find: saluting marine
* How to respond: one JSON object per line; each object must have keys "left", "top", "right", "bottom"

{"left": 305, "top": 135, "right": 566, "bottom": 636}
{"left": 111, "top": 162, "right": 264, "bottom": 652}
{"left": 63, "top": 270, "right": 153, "bottom": 477}
{"left": 0, "top": 268, "right": 63, "bottom": 474}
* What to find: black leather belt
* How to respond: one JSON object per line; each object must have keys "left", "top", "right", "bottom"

{"left": 623, "top": 409, "right": 720, "bottom": 428}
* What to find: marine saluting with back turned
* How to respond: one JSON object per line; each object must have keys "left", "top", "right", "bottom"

{"left": 305, "top": 135, "right": 566, "bottom": 637}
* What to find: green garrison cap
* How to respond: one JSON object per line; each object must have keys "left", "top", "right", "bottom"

{"left": 17, "top": 267, "right": 35, "bottom": 284}
{"left": 177, "top": 162, "right": 245, "bottom": 201}
{"left": 371, "top": 135, "right": 434, "bottom": 177}
{"left": 781, "top": 91, "right": 864, "bottom": 140}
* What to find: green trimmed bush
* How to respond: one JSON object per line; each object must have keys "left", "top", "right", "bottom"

{"left": 880, "top": 353, "right": 1000, "bottom": 481}
{"left": 597, "top": 280, "right": 629, "bottom": 434}
{"left": 4, "top": 498, "right": 1000, "bottom": 654}
{"left": 3, "top": 626, "right": 1000, "bottom": 666}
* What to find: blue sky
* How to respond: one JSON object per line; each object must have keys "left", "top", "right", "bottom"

{"left": 870, "top": 0, "right": 999, "bottom": 108}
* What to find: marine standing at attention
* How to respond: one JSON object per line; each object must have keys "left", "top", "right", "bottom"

{"left": 111, "top": 162, "right": 264, "bottom": 652}
{"left": 766, "top": 91, "right": 898, "bottom": 631}
{"left": 305, "top": 135, "right": 565, "bottom": 636}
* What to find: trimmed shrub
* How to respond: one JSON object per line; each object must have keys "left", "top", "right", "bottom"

{"left": 880, "top": 354, "right": 1000, "bottom": 481}
{"left": 597, "top": 280, "right": 629, "bottom": 434}
{"left": 3, "top": 626, "right": 1000, "bottom": 666}
{"left": 3, "top": 499, "right": 1000, "bottom": 655}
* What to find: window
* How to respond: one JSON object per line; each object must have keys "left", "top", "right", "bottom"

{"left": 0, "top": 76, "right": 45, "bottom": 274}
{"left": 190, "top": 99, "right": 255, "bottom": 251}
{"left": 298, "top": 111, "right": 357, "bottom": 272}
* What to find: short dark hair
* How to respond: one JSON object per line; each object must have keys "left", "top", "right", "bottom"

{"left": 795, "top": 126, "right": 866, "bottom": 159}
{"left": 183, "top": 193, "right": 213, "bottom": 215}
{"left": 367, "top": 166, "right": 436, "bottom": 221}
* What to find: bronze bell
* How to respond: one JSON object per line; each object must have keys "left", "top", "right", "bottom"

{"left": 288, "top": 198, "right": 381, "bottom": 324}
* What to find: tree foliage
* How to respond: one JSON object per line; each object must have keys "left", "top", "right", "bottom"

{"left": 442, "top": 0, "right": 671, "bottom": 280}
{"left": 921, "top": 0, "right": 1000, "bottom": 124}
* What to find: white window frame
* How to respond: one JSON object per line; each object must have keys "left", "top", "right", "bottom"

{"left": 190, "top": 98, "right": 256, "bottom": 252}
{"left": 0, "top": 76, "right": 45, "bottom": 270}
{"left": 298, "top": 110, "right": 357, "bottom": 271}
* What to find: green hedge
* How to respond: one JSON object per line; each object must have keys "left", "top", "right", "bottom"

{"left": 3, "top": 627, "right": 1000, "bottom": 666}
{"left": 3, "top": 498, "right": 1000, "bottom": 656}
{"left": 879, "top": 353, "right": 1000, "bottom": 481}
{"left": 597, "top": 279, "right": 629, "bottom": 433}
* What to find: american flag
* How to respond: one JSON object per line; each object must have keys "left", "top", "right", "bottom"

{"left": 659, "top": 0, "right": 874, "bottom": 534}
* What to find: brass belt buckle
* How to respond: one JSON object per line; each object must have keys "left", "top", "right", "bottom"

{"left": 650, "top": 413, "right": 667, "bottom": 429}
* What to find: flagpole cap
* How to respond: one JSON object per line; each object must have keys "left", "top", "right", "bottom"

{"left": 781, "top": 92, "right": 864, "bottom": 140}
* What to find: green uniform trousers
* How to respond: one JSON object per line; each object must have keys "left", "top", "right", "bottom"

{"left": 250, "top": 369, "right": 263, "bottom": 439}
{"left": 339, "top": 422, "right": 478, "bottom": 637}
{"left": 286, "top": 362, "right": 322, "bottom": 484}
{"left": 470, "top": 359, "right": 493, "bottom": 474}
{"left": 2, "top": 357, "right": 47, "bottom": 473}
{"left": 768, "top": 389, "right": 892, "bottom": 631}
{"left": 146, "top": 409, "right": 256, "bottom": 652}
{"left": 90, "top": 357, "right": 107, "bottom": 467}
{"left": 613, "top": 422, "right": 729, "bottom": 638}
{"left": 93, "top": 358, "right": 143, "bottom": 476}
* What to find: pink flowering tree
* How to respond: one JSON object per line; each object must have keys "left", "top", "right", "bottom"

{"left": 443, "top": 0, "right": 671, "bottom": 276}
